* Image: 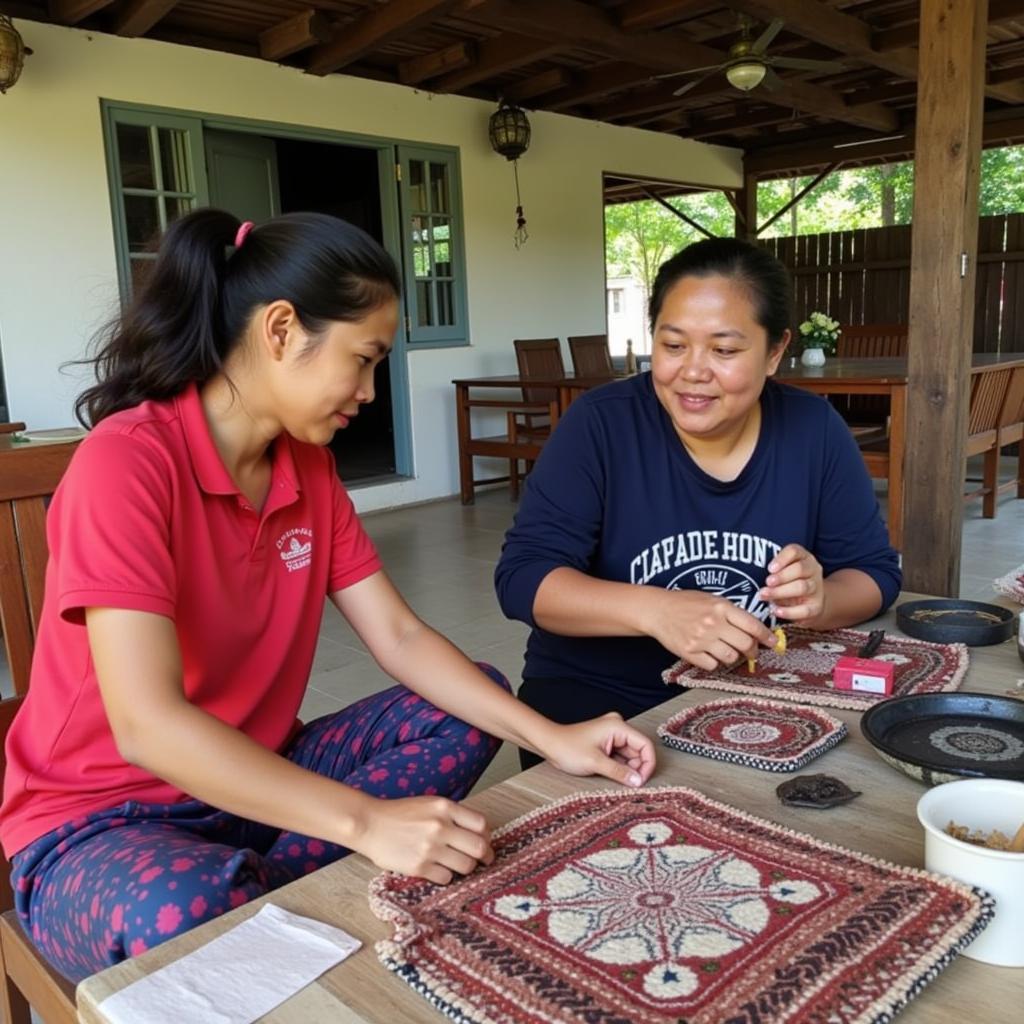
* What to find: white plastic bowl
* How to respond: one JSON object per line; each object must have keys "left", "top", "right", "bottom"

{"left": 917, "top": 778, "right": 1024, "bottom": 966}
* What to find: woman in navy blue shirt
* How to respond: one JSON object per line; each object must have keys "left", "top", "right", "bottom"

{"left": 496, "top": 239, "right": 901, "bottom": 767}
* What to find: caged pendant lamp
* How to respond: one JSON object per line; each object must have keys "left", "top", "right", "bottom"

{"left": 0, "top": 16, "right": 30, "bottom": 94}
{"left": 488, "top": 99, "right": 532, "bottom": 248}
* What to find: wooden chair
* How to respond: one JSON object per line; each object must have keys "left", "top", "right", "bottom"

{"left": 454, "top": 384, "right": 559, "bottom": 504}
{"left": 986, "top": 363, "right": 1024, "bottom": 506}
{"left": 509, "top": 338, "right": 566, "bottom": 496}
{"left": 859, "top": 367, "right": 1013, "bottom": 521}
{"left": 836, "top": 324, "right": 908, "bottom": 359}
{"left": 835, "top": 325, "right": 909, "bottom": 435}
{"left": 0, "top": 440, "right": 81, "bottom": 1024}
{"left": 567, "top": 335, "right": 614, "bottom": 378}
{"left": 0, "top": 424, "right": 26, "bottom": 436}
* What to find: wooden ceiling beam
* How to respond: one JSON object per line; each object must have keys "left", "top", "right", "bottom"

{"left": 431, "top": 34, "right": 560, "bottom": 92}
{"left": 259, "top": 9, "right": 332, "bottom": 61}
{"left": 734, "top": 0, "right": 1024, "bottom": 104}
{"left": 113, "top": 0, "right": 178, "bottom": 37}
{"left": 504, "top": 67, "right": 572, "bottom": 102}
{"left": 459, "top": 0, "right": 897, "bottom": 131}
{"left": 398, "top": 41, "right": 471, "bottom": 85}
{"left": 616, "top": 0, "right": 716, "bottom": 33}
{"left": 688, "top": 108, "right": 803, "bottom": 140}
{"left": 746, "top": 106, "right": 1024, "bottom": 177}
{"left": 306, "top": 0, "right": 458, "bottom": 76}
{"left": 545, "top": 63, "right": 658, "bottom": 110}
{"left": 593, "top": 79, "right": 727, "bottom": 122}
{"left": 729, "top": 0, "right": 918, "bottom": 79}
{"left": 875, "top": 0, "right": 1024, "bottom": 52}
{"left": 49, "top": 0, "right": 114, "bottom": 24}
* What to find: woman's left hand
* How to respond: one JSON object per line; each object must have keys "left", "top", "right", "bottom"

{"left": 541, "top": 714, "right": 656, "bottom": 788}
{"left": 760, "top": 544, "right": 826, "bottom": 623}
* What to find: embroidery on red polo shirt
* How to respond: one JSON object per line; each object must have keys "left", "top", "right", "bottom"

{"left": 370, "top": 787, "right": 993, "bottom": 1024}
{"left": 276, "top": 528, "right": 313, "bottom": 572}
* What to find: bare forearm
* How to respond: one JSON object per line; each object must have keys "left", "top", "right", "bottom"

{"left": 531, "top": 566, "right": 655, "bottom": 637}
{"left": 373, "top": 622, "right": 561, "bottom": 756}
{"left": 119, "top": 704, "right": 371, "bottom": 849}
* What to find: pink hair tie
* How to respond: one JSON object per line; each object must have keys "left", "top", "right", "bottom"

{"left": 234, "top": 221, "right": 254, "bottom": 248}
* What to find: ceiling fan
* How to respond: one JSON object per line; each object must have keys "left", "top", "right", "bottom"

{"left": 659, "top": 15, "right": 845, "bottom": 97}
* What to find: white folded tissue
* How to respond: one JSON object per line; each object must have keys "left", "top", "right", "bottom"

{"left": 97, "top": 903, "right": 361, "bottom": 1024}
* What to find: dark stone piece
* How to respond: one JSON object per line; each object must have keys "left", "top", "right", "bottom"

{"left": 776, "top": 774, "right": 862, "bottom": 809}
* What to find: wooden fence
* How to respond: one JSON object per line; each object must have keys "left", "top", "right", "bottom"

{"left": 764, "top": 214, "right": 1024, "bottom": 353}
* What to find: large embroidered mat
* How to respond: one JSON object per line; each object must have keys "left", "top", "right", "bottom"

{"left": 370, "top": 788, "right": 992, "bottom": 1024}
{"left": 662, "top": 626, "right": 968, "bottom": 711}
{"left": 658, "top": 697, "right": 847, "bottom": 771}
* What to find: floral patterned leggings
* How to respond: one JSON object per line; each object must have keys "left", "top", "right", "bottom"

{"left": 10, "top": 665, "right": 508, "bottom": 983}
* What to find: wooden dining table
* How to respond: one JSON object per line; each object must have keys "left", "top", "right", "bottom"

{"left": 775, "top": 352, "right": 1024, "bottom": 552}
{"left": 76, "top": 592, "right": 1024, "bottom": 1024}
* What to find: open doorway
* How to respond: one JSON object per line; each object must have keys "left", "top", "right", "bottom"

{"left": 205, "top": 131, "right": 396, "bottom": 483}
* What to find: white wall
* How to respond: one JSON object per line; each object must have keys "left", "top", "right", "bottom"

{"left": 1, "top": 21, "right": 741, "bottom": 512}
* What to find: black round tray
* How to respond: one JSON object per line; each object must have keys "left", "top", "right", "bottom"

{"left": 895, "top": 598, "right": 1016, "bottom": 646}
{"left": 860, "top": 692, "right": 1024, "bottom": 786}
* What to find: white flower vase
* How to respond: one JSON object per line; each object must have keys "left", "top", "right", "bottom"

{"left": 801, "top": 346, "right": 826, "bottom": 368}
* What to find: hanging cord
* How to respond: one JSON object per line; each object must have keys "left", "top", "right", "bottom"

{"left": 513, "top": 159, "right": 529, "bottom": 249}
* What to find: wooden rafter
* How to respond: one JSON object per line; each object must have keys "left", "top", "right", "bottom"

{"left": 616, "top": 0, "right": 716, "bottom": 33}
{"left": 459, "top": 0, "right": 897, "bottom": 131}
{"left": 732, "top": 0, "right": 1024, "bottom": 105}
{"left": 49, "top": 0, "right": 113, "bottom": 24}
{"left": 545, "top": 64, "right": 660, "bottom": 111}
{"left": 505, "top": 67, "right": 571, "bottom": 103}
{"left": 306, "top": 0, "right": 458, "bottom": 77}
{"left": 113, "top": 0, "right": 178, "bottom": 37}
{"left": 398, "top": 41, "right": 471, "bottom": 85}
{"left": 259, "top": 9, "right": 332, "bottom": 61}
{"left": 875, "top": 0, "right": 1024, "bottom": 52}
{"left": 689, "top": 108, "right": 801, "bottom": 140}
{"left": 432, "top": 34, "right": 560, "bottom": 92}
{"left": 746, "top": 106, "right": 1024, "bottom": 177}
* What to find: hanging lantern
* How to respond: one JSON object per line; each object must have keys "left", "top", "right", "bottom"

{"left": 488, "top": 100, "right": 531, "bottom": 249}
{"left": 0, "top": 16, "right": 30, "bottom": 94}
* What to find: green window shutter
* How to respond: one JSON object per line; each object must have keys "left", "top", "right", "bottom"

{"left": 396, "top": 144, "right": 469, "bottom": 347}
{"left": 102, "top": 102, "right": 210, "bottom": 302}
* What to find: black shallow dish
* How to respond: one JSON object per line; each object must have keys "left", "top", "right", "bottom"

{"left": 896, "top": 598, "right": 1016, "bottom": 646}
{"left": 860, "top": 692, "right": 1024, "bottom": 786}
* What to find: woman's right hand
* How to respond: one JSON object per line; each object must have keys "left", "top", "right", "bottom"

{"left": 353, "top": 794, "right": 494, "bottom": 885}
{"left": 646, "top": 589, "right": 777, "bottom": 672}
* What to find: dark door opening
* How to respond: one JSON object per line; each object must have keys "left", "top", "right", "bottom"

{"left": 207, "top": 132, "right": 397, "bottom": 483}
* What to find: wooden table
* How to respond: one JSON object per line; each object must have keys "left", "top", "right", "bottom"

{"left": 77, "top": 594, "right": 1024, "bottom": 1023}
{"left": 453, "top": 372, "right": 622, "bottom": 504}
{"left": 775, "top": 353, "right": 1024, "bottom": 550}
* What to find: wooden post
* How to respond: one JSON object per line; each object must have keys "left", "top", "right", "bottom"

{"left": 902, "top": 0, "right": 987, "bottom": 595}
{"left": 735, "top": 168, "right": 758, "bottom": 240}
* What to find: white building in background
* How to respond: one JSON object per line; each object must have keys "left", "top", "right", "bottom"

{"left": 606, "top": 276, "right": 650, "bottom": 358}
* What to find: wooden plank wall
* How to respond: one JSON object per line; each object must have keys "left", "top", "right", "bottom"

{"left": 764, "top": 214, "right": 1024, "bottom": 352}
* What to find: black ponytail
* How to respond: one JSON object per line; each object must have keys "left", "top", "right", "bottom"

{"left": 75, "top": 209, "right": 401, "bottom": 426}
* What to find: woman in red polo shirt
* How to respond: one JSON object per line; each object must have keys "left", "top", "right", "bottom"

{"left": 0, "top": 209, "right": 655, "bottom": 981}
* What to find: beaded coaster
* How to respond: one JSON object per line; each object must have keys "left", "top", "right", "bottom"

{"left": 658, "top": 697, "right": 847, "bottom": 771}
{"left": 371, "top": 787, "right": 993, "bottom": 1024}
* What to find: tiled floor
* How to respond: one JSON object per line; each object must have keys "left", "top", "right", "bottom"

{"left": 2, "top": 461, "right": 1022, "bottom": 795}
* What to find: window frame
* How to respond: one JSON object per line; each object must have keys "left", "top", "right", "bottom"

{"left": 102, "top": 104, "right": 210, "bottom": 302}
{"left": 396, "top": 144, "right": 470, "bottom": 348}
